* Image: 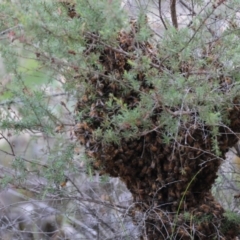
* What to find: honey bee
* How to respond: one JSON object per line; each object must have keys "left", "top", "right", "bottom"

{"left": 174, "top": 166, "right": 179, "bottom": 174}
{"left": 110, "top": 149, "right": 118, "bottom": 159}
{"left": 199, "top": 204, "right": 210, "bottom": 213}
{"left": 151, "top": 183, "right": 157, "bottom": 191}
{"left": 74, "top": 122, "right": 88, "bottom": 131}
{"left": 118, "top": 154, "right": 127, "bottom": 162}
{"left": 60, "top": 178, "right": 68, "bottom": 188}
{"left": 157, "top": 194, "right": 163, "bottom": 200}
{"left": 214, "top": 203, "right": 223, "bottom": 212}
{"left": 58, "top": 0, "right": 77, "bottom": 18}
{"left": 78, "top": 135, "right": 86, "bottom": 145}
{"left": 140, "top": 166, "right": 148, "bottom": 176}
{"left": 168, "top": 189, "right": 176, "bottom": 198}
{"left": 175, "top": 190, "right": 181, "bottom": 198}
{"left": 125, "top": 150, "right": 134, "bottom": 158}
{"left": 93, "top": 160, "right": 102, "bottom": 169}
{"left": 136, "top": 142, "right": 143, "bottom": 151}
{"left": 168, "top": 160, "right": 175, "bottom": 171}
{"left": 138, "top": 158, "right": 144, "bottom": 166}
{"left": 234, "top": 193, "right": 240, "bottom": 199}
{"left": 150, "top": 144, "right": 158, "bottom": 152}
{"left": 87, "top": 151, "right": 96, "bottom": 158}
{"left": 196, "top": 222, "right": 204, "bottom": 232}
{"left": 163, "top": 161, "right": 169, "bottom": 172}
{"left": 187, "top": 152, "right": 194, "bottom": 159}
{"left": 129, "top": 141, "right": 138, "bottom": 149}
{"left": 146, "top": 167, "right": 152, "bottom": 176}
{"left": 156, "top": 174, "right": 163, "bottom": 182}
{"left": 183, "top": 166, "right": 191, "bottom": 174}
{"left": 178, "top": 228, "right": 189, "bottom": 238}
{"left": 55, "top": 124, "right": 64, "bottom": 133}
{"left": 176, "top": 182, "right": 182, "bottom": 191}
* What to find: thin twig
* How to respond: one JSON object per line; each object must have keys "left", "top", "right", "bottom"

{"left": 158, "top": 0, "right": 168, "bottom": 30}
{"left": 0, "top": 148, "right": 49, "bottom": 168}
{"left": 179, "top": 0, "right": 196, "bottom": 15}
{"left": 165, "top": 108, "right": 193, "bottom": 117}
{"left": 0, "top": 92, "right": 67, "bottom": 106}
{"left": 0, "top": 133, "right": 15, "bottom": 156}
{"left": 0, "top": 25, "right": 22, "bottom": 36}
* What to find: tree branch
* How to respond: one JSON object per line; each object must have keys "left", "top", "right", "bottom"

{"left": 170, "top": 0, "right": 178, "bottom": 29}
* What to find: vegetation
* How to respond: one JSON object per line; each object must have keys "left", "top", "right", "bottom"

{"left": 1, "top": 0, "right": 240, "bottom": 239}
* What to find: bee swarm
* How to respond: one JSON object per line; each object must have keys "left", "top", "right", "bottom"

{"left": 73, "top": 20, "right": 240, "bottom": 240}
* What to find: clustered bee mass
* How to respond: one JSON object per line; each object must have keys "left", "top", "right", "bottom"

{"left": 68, "top": 4, "right": 240, "bottom": 240}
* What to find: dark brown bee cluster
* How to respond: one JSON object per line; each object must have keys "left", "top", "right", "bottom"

{"left": 58, "top": 0, "right": 78, "bottom": 18}
{"left": 73, "top": 19, "right": 240, "bottom": 240}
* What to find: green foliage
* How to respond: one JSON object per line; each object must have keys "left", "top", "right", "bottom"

{"left": 11, "top": 157, "right": 28, "bottom": 184}
{"left": 223, "top": 210, "right": 240, "bottom": 224}
{"left": 46, "top": 142, "right": 75, "bottom": 182}
{"left": 1, "top": 175, "right": 13, "bottom": 188}
{"left": 182, "top": 211, "right": 213, "bottom": 224}
{"left": 222, "top": 211, "right": 240, "bottom": 234}
{"left": 1, "top": 88, "right": 57, "bottom": 133}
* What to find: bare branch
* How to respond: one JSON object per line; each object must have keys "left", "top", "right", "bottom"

{"left": 170, "top": 0, "right": 178, "bottom": 29}
{"left": 0, "top": 134, "right": 15, "bottom": 156}
{"left": 179, "top": 0, "right": 196, "bottom": 15}
{"left": 158, "top": 0, "right": 168, "bottom": 30}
